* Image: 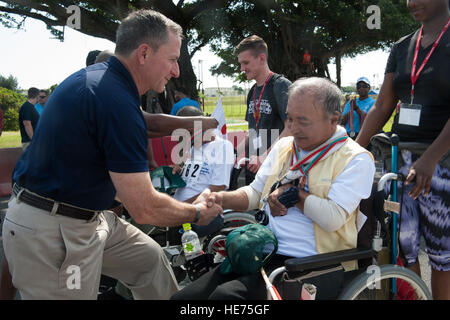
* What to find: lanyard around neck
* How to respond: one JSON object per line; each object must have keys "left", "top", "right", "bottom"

{"left": 410, "top": 18, "right": 450, "bottom": 104}
{"left": 291, "top": 136, "right": 348, "bottom": 175}
{"left": 253, "top": 72, "right": 273, "bottom": 130}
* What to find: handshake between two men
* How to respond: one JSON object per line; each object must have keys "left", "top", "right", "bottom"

{"left": 194, "top": 183, "right": 310, "bottom": 225}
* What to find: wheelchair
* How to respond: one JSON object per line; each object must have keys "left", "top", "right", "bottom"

{"left": 206, "top": 171, "right": 431, "bottom": 300}
{"left": 200, "top": 133, "right": 431, "bottom": 300}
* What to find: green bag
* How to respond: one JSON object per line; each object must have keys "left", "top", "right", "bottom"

{"left": 220, "top": 224, "right": 278, "bottom": 275}
{"left": 150, "top": 166, "right": 186, "bottom": 194}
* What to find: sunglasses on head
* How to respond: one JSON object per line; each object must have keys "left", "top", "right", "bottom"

{"left": 356, "top": 83, "right": 369, "bottom": 89}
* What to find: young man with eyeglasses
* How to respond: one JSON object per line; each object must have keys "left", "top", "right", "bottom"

{"left": 340, "top": 77, "right": 375, "bottom": 139}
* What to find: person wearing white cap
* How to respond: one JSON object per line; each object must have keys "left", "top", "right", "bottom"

{"left": 340, "top": 77, "right": 375, "bottom": 139}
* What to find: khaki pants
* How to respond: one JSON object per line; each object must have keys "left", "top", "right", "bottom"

{"left": 2, "top": 196, "right": 179, "bottom": 300}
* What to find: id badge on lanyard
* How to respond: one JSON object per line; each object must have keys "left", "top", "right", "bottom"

{"left": 398, "top": 103, "right": 422, "bottom": 126}
{"left": 401, "top": 19, "right": 450, "bottom": 126}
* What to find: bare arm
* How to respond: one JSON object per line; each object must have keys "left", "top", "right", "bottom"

{"left": 216, "top": 188, "right": 250, "bottom": 212}
{"left": 23, "top": 120, "right": 34, "bottom": 140}
{"left": 109, "top": 171, "right": 222, "bottom": 226}
{"left": 357, "top": 73, "right": 450, "bottom": 198}
{"left": 142, "top": 111, "right": 218, "bottom": 138}
{"left": 356, "top": 73, "right": 397, "bottom": 148}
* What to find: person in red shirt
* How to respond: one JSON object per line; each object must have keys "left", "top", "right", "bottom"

{"left": 302, "top": 50, "right": 314, "bottom": 75}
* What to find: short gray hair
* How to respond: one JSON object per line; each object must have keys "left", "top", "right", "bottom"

{"left": 115, "top": 9, "right": 183, "bottom": 56}
{"left": 288, "top": 77, "right": 343, "bottom": 118}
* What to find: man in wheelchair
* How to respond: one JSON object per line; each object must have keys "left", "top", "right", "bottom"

{"left": 171, "top": 106, "right": 235, "bottom": 237}
{"left": 171, "top": 77, "right": 376, "bottom": 300}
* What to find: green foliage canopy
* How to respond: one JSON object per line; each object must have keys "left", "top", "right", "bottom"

{"left": 0, "top": 87, "right": 26, "bottom": 131}
{"left": 197, "top": 0, "right": 418, "bottom": 85}
{"left": 0, "top": 74, "right": 20, "bottom": 92}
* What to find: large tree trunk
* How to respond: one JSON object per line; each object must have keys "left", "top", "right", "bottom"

{"left": 144, "top": 38, "right": 199, "bottom": 114}
{"left": 335, "top": 51, "right": 342, "bottom": 88}
{"left": 172, "top": 38, "right": 198, "bottom": 100}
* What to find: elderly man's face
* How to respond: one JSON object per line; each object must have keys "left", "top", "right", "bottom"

{"left": 286, "top": 91, "right": 338, "bottom": 151}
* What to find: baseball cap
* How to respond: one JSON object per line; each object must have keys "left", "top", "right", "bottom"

{"left": 220, "top": 223, "right": 278, "bottom": 275}
{"left": 356, "top": 76, "right": 371, "bottom": 86}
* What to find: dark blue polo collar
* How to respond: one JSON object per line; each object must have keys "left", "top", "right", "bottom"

{"left": 108, "top": 56, "right": 140, "bottom": 101}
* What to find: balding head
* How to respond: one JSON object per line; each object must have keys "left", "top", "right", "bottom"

{"left": 95, "top": 50, "right": 114, "bottom": 63}
{"left": 286, "top": 77, "right": 343, "bottom": 151}
{"left": 288, "top": 77, "right": 343, "bottom": 119}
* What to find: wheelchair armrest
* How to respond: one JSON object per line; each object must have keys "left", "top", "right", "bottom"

{"left": 284, "top": 247, "right": 375, "bottom": 272}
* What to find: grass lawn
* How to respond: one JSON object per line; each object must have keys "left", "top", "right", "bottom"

{"left": 227, "top": 124, "right": 248, "bottom": 132}
{"left": 202, "top": 95, "right": 247, "bottom": 119}
{"left": 0, "top": 131, "right": 21, "bottom": 148}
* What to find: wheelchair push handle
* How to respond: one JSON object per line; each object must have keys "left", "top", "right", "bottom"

{"left": 377, "top": 173, "right": 399, "bottom": 192}
{"left": 234, "top": 157, "right": 250, "bottom": 169}
{"left": 390, "top": 133, "right": 400, "bottom": 147}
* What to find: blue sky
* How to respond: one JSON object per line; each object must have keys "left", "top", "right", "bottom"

{"left": 0, "top": 16, "right": 389, "bottom": 91}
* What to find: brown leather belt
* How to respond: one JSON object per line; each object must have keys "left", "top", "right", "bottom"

{"left": 13, "top": 184, "right": 100, "bottom": 222}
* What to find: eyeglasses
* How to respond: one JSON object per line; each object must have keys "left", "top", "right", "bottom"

{"left": 39, "top": 96, "right": 47, "bottom": 99}
{"left": 356, "top": 83, "right": 369, "bottom": 89}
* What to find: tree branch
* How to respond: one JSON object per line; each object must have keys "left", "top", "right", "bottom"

{"left": 189, "top": 39, "right": 208, "bottom": 59}
{"left": 0, "top": 6, "right": 62, "bottom": 27}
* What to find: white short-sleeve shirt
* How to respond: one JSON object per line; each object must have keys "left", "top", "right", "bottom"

{"left": 251, "top": 136, "right": 375, "bottom": 258}
{"left": 174, "top": 137, "right": 235, "bottom": 202}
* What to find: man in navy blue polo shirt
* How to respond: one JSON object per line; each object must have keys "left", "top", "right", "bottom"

{"left": 2, "top": 9, "right": 222, "bottom": 300}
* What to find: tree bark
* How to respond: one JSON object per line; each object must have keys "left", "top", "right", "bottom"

{"left": 335, "top": 51, "right": 342, "bottom": 88}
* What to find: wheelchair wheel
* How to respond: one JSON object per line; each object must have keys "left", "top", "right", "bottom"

{"left": 338, "top": 264, "right": 432, "bottom": 300}
{"left": 204, "top": 211, "right": 256, "bottom": 262}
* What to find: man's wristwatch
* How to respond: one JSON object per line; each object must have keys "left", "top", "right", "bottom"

{"left": 193, "top": 204, "right": 201, "bottom": 223}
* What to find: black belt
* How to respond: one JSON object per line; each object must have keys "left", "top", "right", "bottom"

{"left": 13, "top": 184, "right": 100, "bottom": 222}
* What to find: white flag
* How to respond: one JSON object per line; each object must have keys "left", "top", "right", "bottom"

{"left": 211, "top": 96, "right": 227, "bottom": 137}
